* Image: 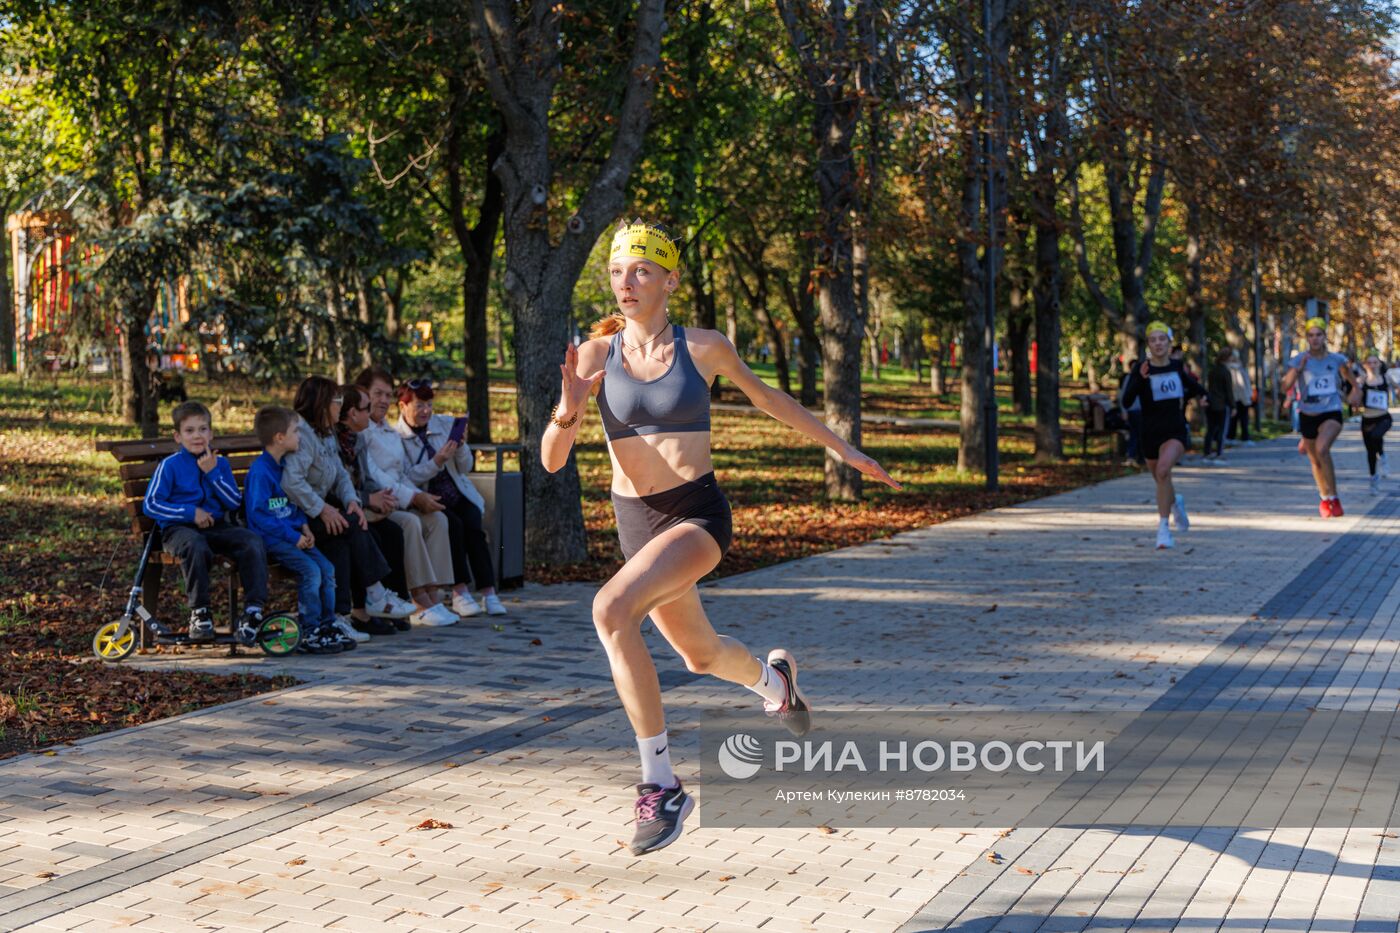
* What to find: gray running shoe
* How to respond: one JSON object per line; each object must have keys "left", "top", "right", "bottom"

{"left": 187, "top": 608, "right": 215, "bottom": 641}
{"left": 628, "top": 780, "right": 693, "bottom": 856}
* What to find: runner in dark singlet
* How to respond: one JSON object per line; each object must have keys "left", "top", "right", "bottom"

{"left": 541, "top": 219, "right": 899, "bottom": 856}
{"left": 1349, "top": 348, "right": 1391, "bottom": 496}
{"left": 1121, "top": 322, "right": 1207, "bottom": 550}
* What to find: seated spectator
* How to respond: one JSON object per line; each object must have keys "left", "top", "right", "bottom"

{"left": 244, "top": 405, "right": 349, "bottom": 654}
{"left": 396, "top": 377, "right": 508, "bottom": 616}
{"left": 142, "top": 401, "right": 267, "bottom": 642}
{"left": 336, "top": 381, "right": 459, "bottom": 627}
{"left": 282, "top": 376, "right": 415, "bottom": 643}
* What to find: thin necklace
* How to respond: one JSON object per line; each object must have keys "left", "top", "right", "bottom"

{"left": 621, "top": 319, "right": 671, "bottom": 352}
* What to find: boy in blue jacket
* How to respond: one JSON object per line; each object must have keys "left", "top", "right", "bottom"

{"left": 245, "top": 406, "right": 350, "bottom": 654}
{"left": 143, "top": 401, "right": 268, "bottom": 642}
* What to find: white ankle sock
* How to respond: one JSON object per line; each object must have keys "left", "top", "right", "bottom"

{"left": 747, "top": 658, "right": 787, "bottom": 706}
{"left": 637, "top": 730, "right": 675, "bottom": 787}
{"left": 366, "top": 582, "right": 387, "bottom": 604}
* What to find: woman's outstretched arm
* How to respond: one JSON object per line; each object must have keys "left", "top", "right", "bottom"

{"left": 698, "top": 331, "right": 902, "bottom": 490}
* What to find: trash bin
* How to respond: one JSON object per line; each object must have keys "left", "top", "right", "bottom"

{"left": 469, "top": 444, "right": 524, "bottom": 589}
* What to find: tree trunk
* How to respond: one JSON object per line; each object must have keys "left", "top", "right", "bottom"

{"left": 469, "top": 0, "right": 665, "bottom": 565}
{"left": 0, "top": 201, "right": 14, "bottom": 375}
{"left": 355, "top": 269, "right": 374, "bottom": 370}
{"left": 121, "top": 307, "right": 158, "bottom": 438}
{"left": 776, "top": 0, "right": 874, "bottom": 501}
{"left": 446, "top": 118, "right": 505, "bottom": 445}
{"left": 1033, "top": 214, "right": 1063, "bottom": 463}
{"left": 1008, "top": 279, "right": 1032, "bottom": 416}
{"left": 951, "top": 0, "right": 1010, "bottom": 474}
{"left": 1185, "top": 200, "right": 1206, "bottom": 376}
{"left": 781, "top": 254, "right": 820, "bottom": 407}
{"left": 732, "top": 250, "right": 790, "bottom": 396}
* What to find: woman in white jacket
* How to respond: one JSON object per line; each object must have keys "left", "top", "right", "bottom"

{"left": 350, "top": 371, "right": 463, "bottom": 627}
{"left": 395, "top": 378, "right": 507, "bottom": 617}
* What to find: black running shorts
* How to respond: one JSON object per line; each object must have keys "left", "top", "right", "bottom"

{"left": 1141, "top": 428, "right": 1189, "bottom": 461}
{"left": 1299, "top": 410, "right": 1343, "bottom": 440}
{"left": 611, "top": 472, "right": 733, "bottom": 562}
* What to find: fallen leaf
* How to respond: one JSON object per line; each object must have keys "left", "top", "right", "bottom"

{"left": 286, "top": 858, "right": 305, "bottom": 866}
{"left": 413, "top": 818, "right": 453, "bottom": 830}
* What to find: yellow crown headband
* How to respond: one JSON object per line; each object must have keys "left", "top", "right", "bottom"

{"left": 609, "top": 223, "right": 679, "bottom": 272}
{"left": 1145, "top": 321, "right": 1172, "bottom": 338}
{"left": 1305, "top": 317, "right": 1326, "bottom": 334}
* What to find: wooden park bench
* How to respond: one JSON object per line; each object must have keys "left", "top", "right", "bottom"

{"left": 96, "top": 434, "right": 289, "bottom": 649}
{"left": 96, "top": 435, "right": 524, "bottom": 650}
{"left": 1073, "top": 393, "right": 1130, "bottom": 460}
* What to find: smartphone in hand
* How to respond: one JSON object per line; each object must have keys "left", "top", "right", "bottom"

{"left": 448, "top": 416, "right": 467, "bottom": 445}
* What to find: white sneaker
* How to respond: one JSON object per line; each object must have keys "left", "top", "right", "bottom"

{"left": 451, "top": 593, "right": 482, "bottom": 618}
{"left": 482, "top": 593, "right": 508, "bottom": 616}
{"left": 365, "top": 592, "right": 413, "bottom": 619}
{"left": 1172, "top": 494, "right": 1190, "bottom": 532}
{"left": 333, "top": 615, "right": 370, "bottom": 643}
{"left": 1156, "top": 525, "right": 1174, "bottom": 550}
{"left": 410, "top": 604, "right": 457, "bottom": 627}
{"left": 1372, "top": 474, "right": 1382, "bottom": 495}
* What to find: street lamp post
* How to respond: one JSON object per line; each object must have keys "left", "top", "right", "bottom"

{"left": 982, "top": 0, "right": 998, "bottom": 490}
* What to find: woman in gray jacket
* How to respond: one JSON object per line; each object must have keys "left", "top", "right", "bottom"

{"left": 284, "top": 376, "right": 415, "bottom": 640}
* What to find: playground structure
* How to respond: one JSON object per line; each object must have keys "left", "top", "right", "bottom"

{"left": 7, "top": 210, "right": 216, "bottom": 377}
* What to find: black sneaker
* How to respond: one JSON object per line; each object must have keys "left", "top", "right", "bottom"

{"left": 765, "top": 649, "right": 812, "bottom": 737}
{"left": 354, "top": 616, "right": 397, "bottom": 636}
{"left": 296, "top": 629, "right": 346, "bottom": 655}
{"left": 628, "top": 780, "right": 693, "bottom": 856}
{"left": 391, "top": 617, "right": 411, "bottom": 632}
{"left": 187, "top": 608, "right": 216, "bottom": 641}
{"left": 236, "top": 608, "right": 262, "bottom": 647}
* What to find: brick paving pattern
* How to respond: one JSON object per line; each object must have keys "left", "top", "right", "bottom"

{"left": 2, "top": 434, "right": 1397, "bottom": 931}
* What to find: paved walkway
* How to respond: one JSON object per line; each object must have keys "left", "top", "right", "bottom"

{"left": 3, "top": 432, "right": 1398, "bottom": 932}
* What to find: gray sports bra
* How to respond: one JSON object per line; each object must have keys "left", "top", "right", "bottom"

{"left": 597, "top": 325, "right": 711, "bottom": 441}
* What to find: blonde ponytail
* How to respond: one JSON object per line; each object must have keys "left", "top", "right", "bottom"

{"left": 589, "top": 311, "right": 626, "bottom": 340}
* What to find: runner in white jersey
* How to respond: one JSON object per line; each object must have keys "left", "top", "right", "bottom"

{"left": 1282, "top": 317, "right": 1354, "bottom": 517}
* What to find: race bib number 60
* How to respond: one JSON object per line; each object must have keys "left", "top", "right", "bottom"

{"left": 1149, "top": 372, "right": 1183, "bottom": 400}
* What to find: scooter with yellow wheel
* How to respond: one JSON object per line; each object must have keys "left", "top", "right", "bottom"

{"left": 92, "top": 526, "right": 300, "bottom": 661}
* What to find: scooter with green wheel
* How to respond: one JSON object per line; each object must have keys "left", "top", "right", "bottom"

{"left": 93, "top": 526, "right": 300, "bottom": 661}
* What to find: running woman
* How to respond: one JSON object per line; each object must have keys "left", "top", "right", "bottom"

{"left": 1282, "top": 318, "right": 1354, "bottom": 517}
{"left": 1349, "top": 348, "right": 1391, "bottom": 495}
{"left": 541, "top": 219, "right": 899, "bottom": 856}
{"left": 1121, "top": 322, "right": 1207, "bottom": 549}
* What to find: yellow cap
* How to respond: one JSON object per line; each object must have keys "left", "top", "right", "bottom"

{"left": 1305, "top": 317, "right": 1326, "bottom": 334}
{"left": 609, "top": 223, "right": 678, "bottom": 272}
{"left": 1145, "top": 321, "right": 1172, "bottom": 338}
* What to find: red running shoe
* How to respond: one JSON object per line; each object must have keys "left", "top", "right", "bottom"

{"left": 1319, "top": 499, "right": 1332, "bottom": 518}
{"left": 1328, "top": 498, "right": 1344, "bottom": 517}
